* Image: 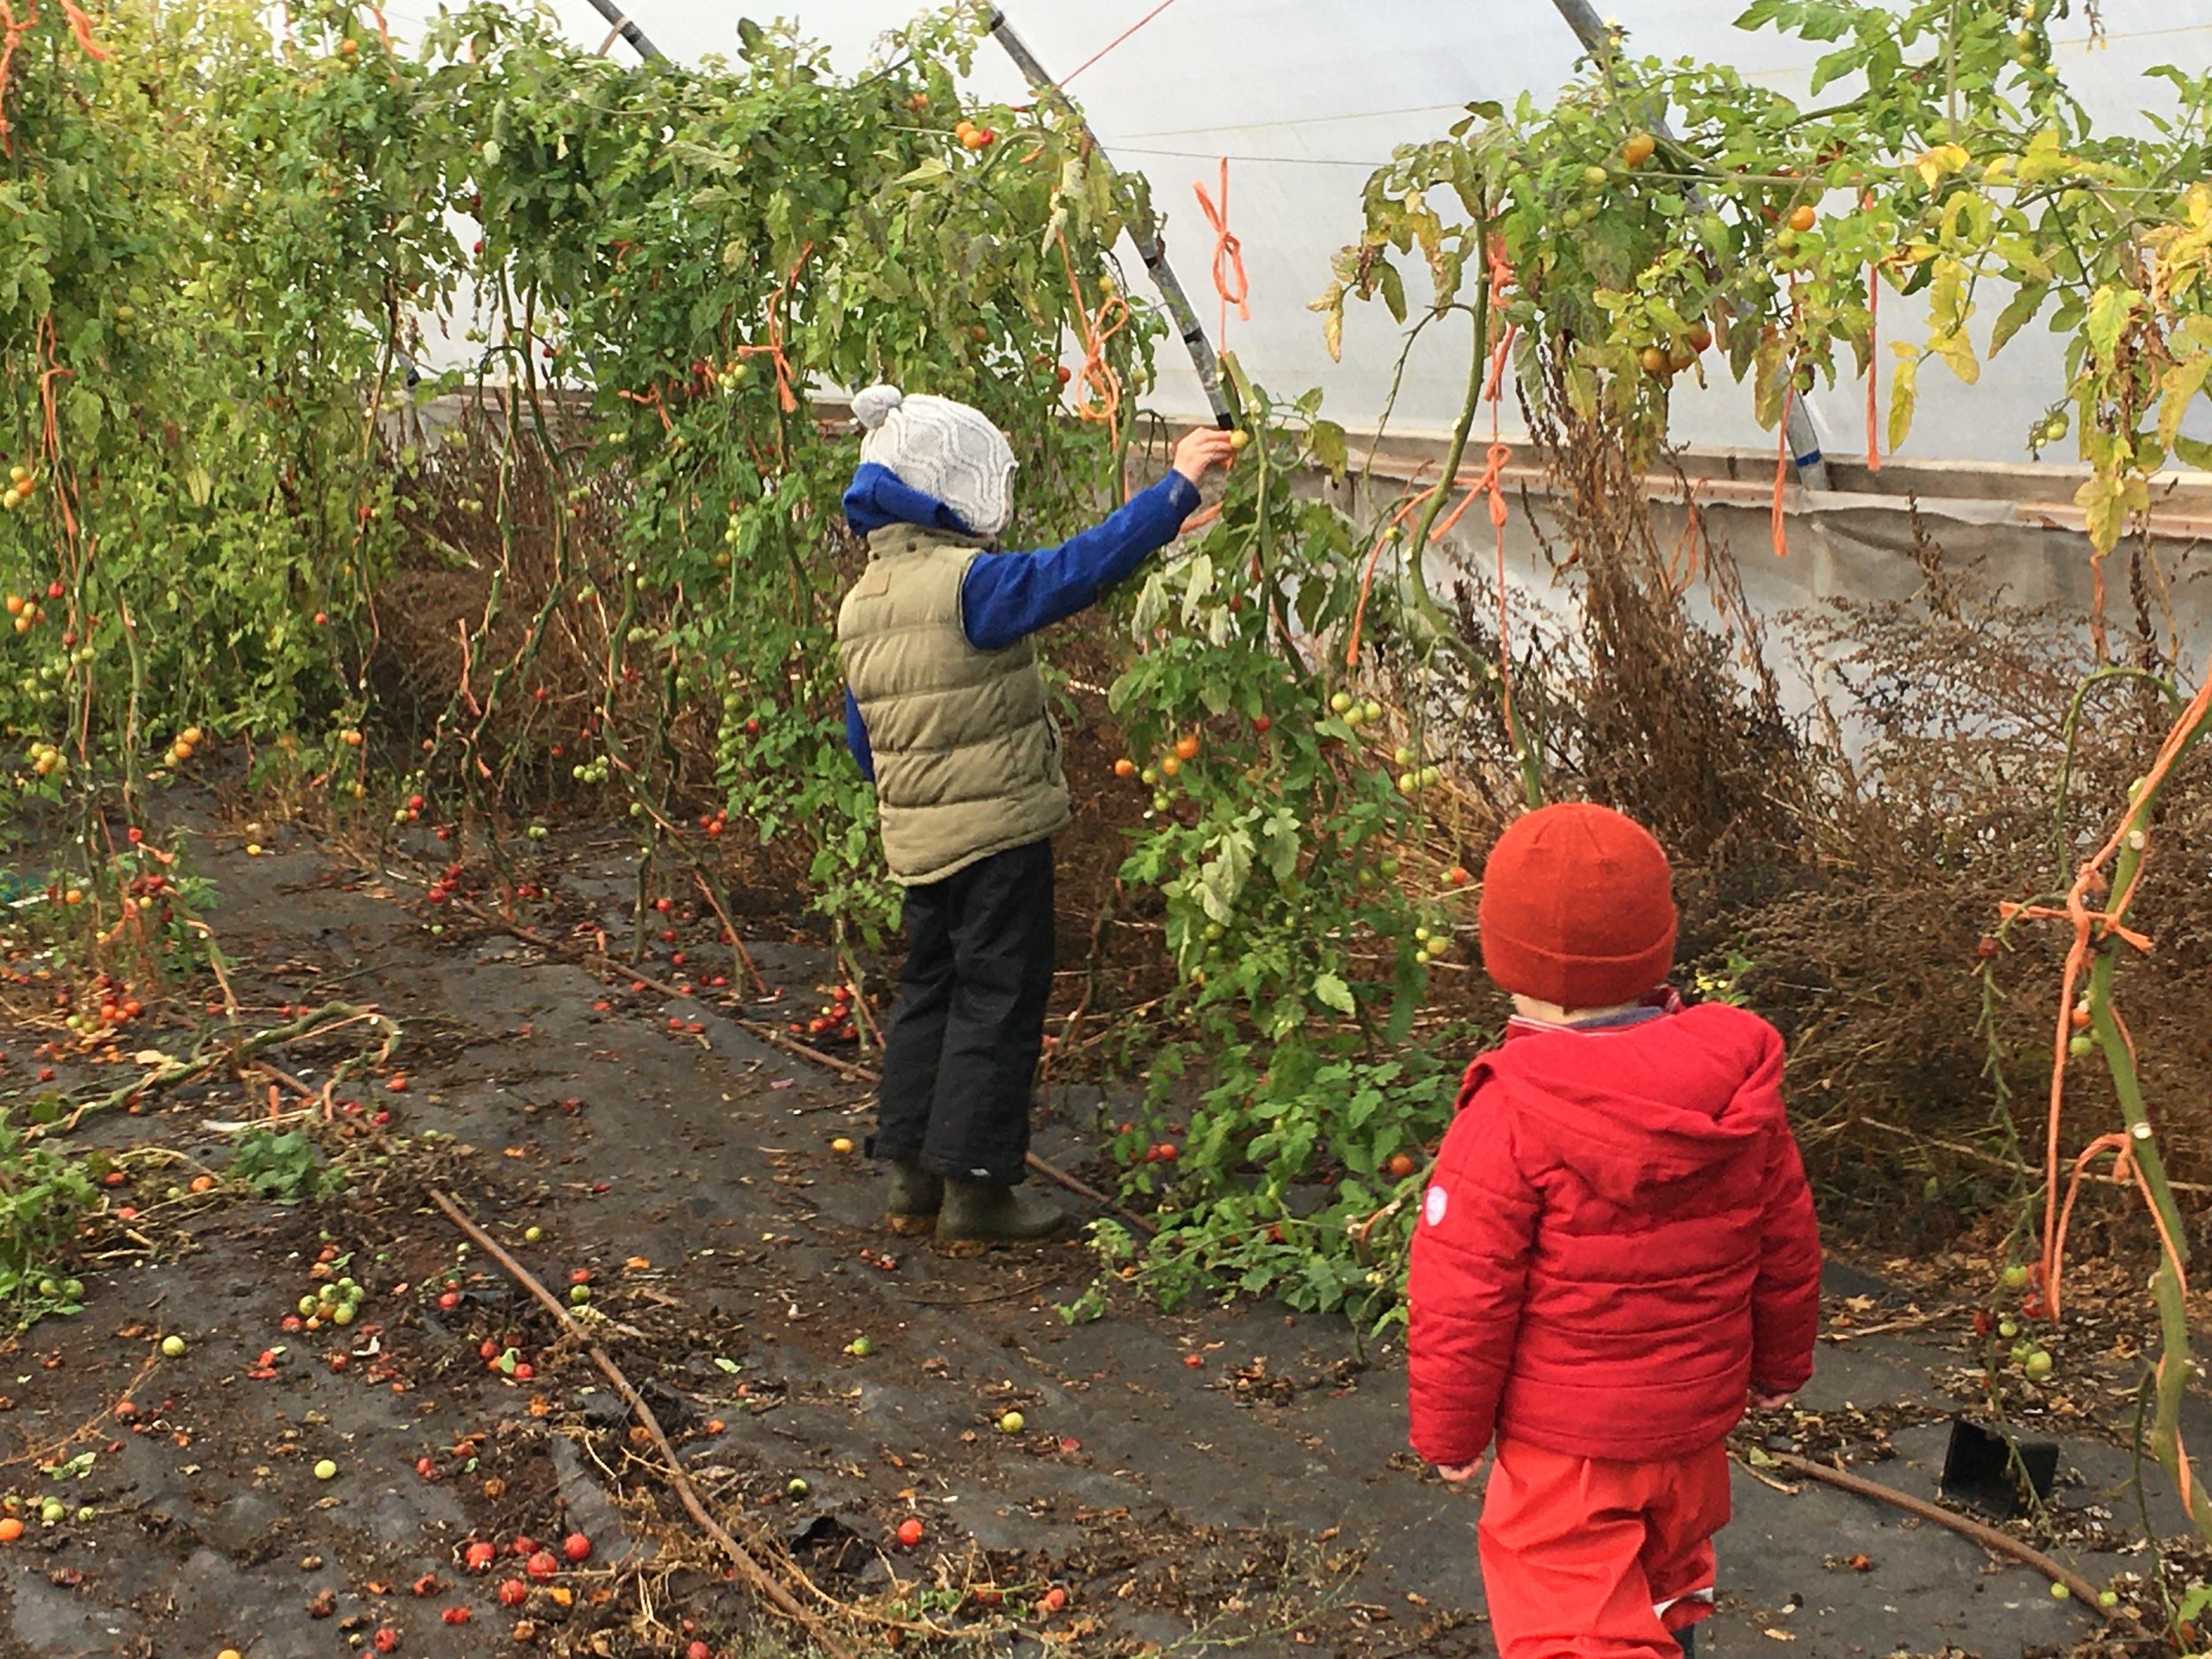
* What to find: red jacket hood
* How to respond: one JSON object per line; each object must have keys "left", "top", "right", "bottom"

{"left": 1474, "top": 1002, "right": 1787, "bottom": 1210}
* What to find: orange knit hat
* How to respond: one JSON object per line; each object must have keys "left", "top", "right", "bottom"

{"left": 1478, "top": 803, "right": 1678, "bottom": 1010}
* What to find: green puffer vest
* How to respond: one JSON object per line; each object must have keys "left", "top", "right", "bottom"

{"left": 837, "top": 525, "right": 1071, "bottom": 887}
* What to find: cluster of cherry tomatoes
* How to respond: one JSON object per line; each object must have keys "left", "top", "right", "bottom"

{"left": 790, "top": 981, "right": 859, "bottom": 1044}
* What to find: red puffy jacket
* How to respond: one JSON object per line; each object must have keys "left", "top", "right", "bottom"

{"left": 1407, "top": 1002, "right": 1822, "bottom": 1467}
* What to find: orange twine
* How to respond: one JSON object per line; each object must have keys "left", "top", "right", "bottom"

{"left": 731, "top": 242, "right": 812, "bottom": 415}
{"left": 1193, "top": 157, "right": 1248, "bottom": 348}
{"left": 1865, "top": 286, "right": 1883, "bottom": 474}
{"left": 1055, "top": 227, "right": 1128, "bottom": 449}
{"left": 2002, "top": 657, "right": 2212, "bottom": 1531}
{"left": 0, "top": 1, "right": 32, "bottom": 146}
{"left": 60, "top": 0, "right": 104, "bottom": 60}
{"left": 1343, "top": 486, "right": 1437, "bottom": 669}
{"left": 1771, "top": 388, "right": 1792, "bottom": 559}
{"left": 2030, "top": 659, "right": 2212, "bottom": 1324}
{"left": 1059, "top": 0, "right": 1181, "bottom": 86}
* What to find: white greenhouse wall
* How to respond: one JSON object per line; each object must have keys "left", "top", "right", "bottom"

{"left": 381, "top": 0, "right": 2212, "bottom": 467}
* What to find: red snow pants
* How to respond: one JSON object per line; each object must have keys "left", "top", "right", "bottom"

{"left": 1478, "top": 1437, "right": 1731, "bottom": 1658}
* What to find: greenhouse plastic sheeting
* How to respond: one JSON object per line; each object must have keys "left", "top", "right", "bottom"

{"left": 391, "top": 0, "right": 2212, "bottom": 465}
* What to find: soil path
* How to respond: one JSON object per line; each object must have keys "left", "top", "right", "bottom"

{"left": 0, "top": 821, "right": 2175, "bottom": 1657}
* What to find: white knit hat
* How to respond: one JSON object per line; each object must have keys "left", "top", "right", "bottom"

{"left": 852, "top": 383, "right": 1016, "bottom": 539}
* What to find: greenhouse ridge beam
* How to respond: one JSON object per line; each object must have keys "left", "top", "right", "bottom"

{"left": 987, "top": 10, "right": 1238, "bottom": 428}
{"left": 1546, "top": 0, "right": 1832, "bottom": 488}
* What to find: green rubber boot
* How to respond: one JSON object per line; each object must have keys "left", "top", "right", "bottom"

{"left": 885, "top": 1161, "right": 943, "bottom": 1237}
{"left": 935, "top": 1179, "right": 1068, "bottom": 1256}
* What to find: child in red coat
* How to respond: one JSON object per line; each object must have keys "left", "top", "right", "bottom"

{"left": 1407, "top": 803, "right": 1823, "bottom": 1659}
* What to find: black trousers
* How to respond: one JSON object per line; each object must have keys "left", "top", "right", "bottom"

{"left": 873, "top": 838, "right": 1054, "bottom": 1186}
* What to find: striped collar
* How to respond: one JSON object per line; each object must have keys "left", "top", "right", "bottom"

{"left": 1502, "top": 986, "right": 1684, "bottom": 1041}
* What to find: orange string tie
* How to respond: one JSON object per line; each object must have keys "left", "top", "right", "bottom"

{"left": 1054, "top": 227, "right": 1127, "bottom": 449}
{"left": 60, "top": 0, "right": 105, "bottom": 60}
{"left": 1479, "top": 438, "right": 1526, "bottom": 760}
{"left": 1343, "top": 487, "right": 1439, "bottom": 668}
{"left": 1193, "top": 157, "right": 1248, "bottom": 348}
{"left": 617, "top": 386, "right": 673, "bottom": 433}
{"left": 1865, "top": 265, "right": 1883, "bottom": 475}
{"left": 732, "top": 242, "right": 813, "bottom": 415}
{"left": 1060, "top": 0, "right": 1182, "bottom": 86}
{"left": 2029, "top": 661, "right": 2212, "bottom": 1316}
{"left": 1770, "top": 387, "right": 1792, "bottom": 559}
{"left": 0, "top": 1, "right": 35, "bottom": 146}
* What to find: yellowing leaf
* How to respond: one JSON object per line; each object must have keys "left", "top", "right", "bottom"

{"left": 2157, "top": 356, "right": 2212, "bottom": 451}
{"left": 1310, "top": 283, "right": 1346, "bottom": 363}
{"left": 2017, "top": 127, "right": 2071, "bottom": 184}
{"left": 1915, "top": 143, "right": 1968, "bottom": 190}
{"left": 1887, "top": 355, "right": 1919, "bottom": 456}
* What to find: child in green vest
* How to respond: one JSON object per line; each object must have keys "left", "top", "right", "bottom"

{"left": 837, "top": 383, "right": 1237, "bottom": 1250}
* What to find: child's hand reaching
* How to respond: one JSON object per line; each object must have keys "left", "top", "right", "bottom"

{"left": 1171, "top": 426, "right": 1241, "bottom": 486}
{"left": 1436, "top": 1457, "right": 1486, "bottom": 1484}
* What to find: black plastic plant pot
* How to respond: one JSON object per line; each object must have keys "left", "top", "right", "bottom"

{"left": 1939, "top": 1416, "right": 2058, "bottom": 1517}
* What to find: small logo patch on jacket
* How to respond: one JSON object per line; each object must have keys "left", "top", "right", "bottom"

{"left": 1424, "top": 1186, "right": 1448, "bottom": 1227}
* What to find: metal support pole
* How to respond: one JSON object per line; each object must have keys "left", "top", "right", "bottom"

{"left": 579, "top": 0, "right": 664, "bottom": 63}
{"left": 986, "top": 10, "right": 1238, "bottom": 428}
{"left": 1546, "top": 0, "right": 1831, "bottom": 487}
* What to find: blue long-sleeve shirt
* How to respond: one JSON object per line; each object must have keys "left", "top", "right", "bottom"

{"left": 838, "top": 463, "right": 1201, "bottom": 782}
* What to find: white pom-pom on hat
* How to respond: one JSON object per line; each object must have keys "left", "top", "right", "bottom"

{"left": 851, "top": 383, "right": 905, "bottom": 431}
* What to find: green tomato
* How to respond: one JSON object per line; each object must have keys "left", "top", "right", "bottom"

{"left": 1329, "top": 692, "right": 1353, "bottom": 715}
{"left": 160, "top": 1335, "right": 187, "bottom": 1358}
{"left": 569, "top": 1283, "right": 591, "bottom": 1305}
{"left": 2024, "top": 1349, "right": 2053, "bottom": 1379}
{"left": 2001, "top": 1264, "right": 2031, "bottom": 1290}
{"left": 524, "top": 1225, "right": 544, "bottom": 1243}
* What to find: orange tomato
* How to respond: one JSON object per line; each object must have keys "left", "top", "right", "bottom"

{"left": 1787, "top": 204, "right": 1816, "bottom": 234}
{"left": 1173, "top": 734, "right": 1200, "bottom": 762}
